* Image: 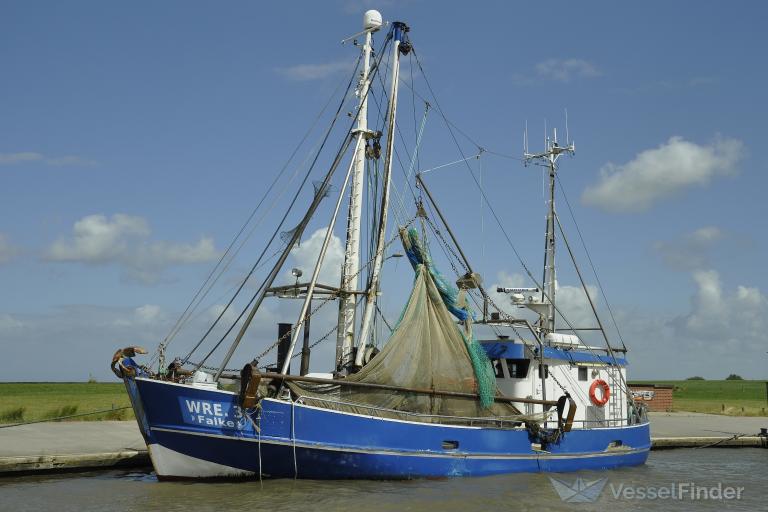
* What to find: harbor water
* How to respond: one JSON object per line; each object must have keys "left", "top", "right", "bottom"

{"left": 0, "top": 448, "right": 765, "bottom": 511}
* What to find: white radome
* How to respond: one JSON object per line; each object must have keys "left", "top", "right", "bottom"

{"left": 363, "top": 9, "right": 383, "bottom": 31}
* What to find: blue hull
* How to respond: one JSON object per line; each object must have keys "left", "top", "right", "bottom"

{"left": 126, "top": 377, "right": 650, "bottom": 479}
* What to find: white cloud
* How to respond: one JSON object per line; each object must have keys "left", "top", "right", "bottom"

{"left": 286, "top": 226, "right": 344, "bottom": 286}
{"left": 47, "top": 214, "right": 150, "bottom": 263}
{"left": 655, "top": 226, "right": 724, "bottom": 270}
{"left": 0, "top": 152, "right": 97, "bottom": 167}
{"left": 554, "top": 283, "right": 599, "bottom": 329}
{"left": 0, "top": 305, "right": 175, "bottom": 381}
{"left": 45, "top": 214, "right": 220, "bottom": 283}
{"left": 0, "top": 233, "right": 20, "bottom": 263}
{"left": 535, "top": 58, "right": 601, "bottom": 82}
{"left": 670, "top": 269, "right": 768, "bottom": 355}
{"left": 276, "top": 60, "right": 354, "bottom": 81}
{"left": 135, "top": 304, "right": 163, "bottom": 324}
{"left": 206, "top": 303, "right": 240, "bottom": 325}
{"left": 512, "top": 58, "right": 601, "bottom": 85}
{"left": 0, "top": 313, "right": 24, "bottom": 330}
{"left": 0, "top": 291, "right": 345, "bottom": 381}
{"left": 582, "top": 136, "right": 744, "bottom": 212}
{"left": 689, "top": 226, "right": 722, "bottom": 243}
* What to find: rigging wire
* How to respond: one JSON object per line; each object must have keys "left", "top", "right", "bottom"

{"left": 418, "top": 154, "right": 481, "bottom": 175}
{"left": 373, "top": 54, "right": 421, "bottom": 203}
{"left": 189, "top": 49, "right": 370, "bottom": 369}
{"left": 479, "top": 150, "right": 485, "bottom": 267}
{"left": 193, "top": 32, "right": 396, "bottom": 370}
{"left": 181, "top": 246, "right": 284, "bottom": 329}
{"left": 556, "top": 175, "right": 628, "bottom": 351}
{"left": 412, "top": 49, "right": 628, "bottom": 393}
{"left": 155, "top": 60, "right": 361, "bottom": 364}
{"left": 191, "top": 216, "right": 416, "bottom": 374}
{"left": 409, "top": 53, "right": 421, "bottom": 176}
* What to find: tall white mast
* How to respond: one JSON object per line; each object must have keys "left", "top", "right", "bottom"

{"left": 336, "top": 10, "right": 382, "bottom": 372}
{"left": 524, "top": 127, "right": 574, "bottom": 332}
{"left": 355, "top": 21, "right": 409, "bottom": 367}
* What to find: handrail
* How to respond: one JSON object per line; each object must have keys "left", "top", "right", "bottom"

{"left": 256, "top": 370, "right": 560, "bottom": 407}
{"left": 294, "top": 394, "right": 550, "bottom": 428}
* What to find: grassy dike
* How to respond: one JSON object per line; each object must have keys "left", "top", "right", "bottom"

{"left": 630, "top": 379, "right": 768, "bottom": 416}
{"left": 0, "top": 383, "right": 134, "bottom": 423}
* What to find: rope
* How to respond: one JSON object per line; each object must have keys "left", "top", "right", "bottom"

{"left": 0, "top": 406, "right": 133, "bottom": 429}
{"left": 257, "top": 413, "right": 263, "bottom": 484}
{"left": 291, "top": 399, "right": 298, "bottom": 478}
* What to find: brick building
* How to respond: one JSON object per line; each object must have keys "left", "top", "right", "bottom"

{"left": 629, "top": 384, "right": 674, "bottom": 412}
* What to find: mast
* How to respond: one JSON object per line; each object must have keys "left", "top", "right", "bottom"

{"left": 524, "top": 127, "right": 574, "bottom": 333}
{"left": 355, "top": 21, "right": 410, "bottom": 367}
{"left": 280, "top": 137, "right": 360, "bottom": 375}
{"left": 337, "top": 10, "right": 382, "bottom": 372}
{"left": 211, "top": 134, "right": 355, "bottom": 381}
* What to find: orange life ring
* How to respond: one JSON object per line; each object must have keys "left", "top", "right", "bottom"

{"left": 589, "top": 379, "right": 610, "bottom": 407}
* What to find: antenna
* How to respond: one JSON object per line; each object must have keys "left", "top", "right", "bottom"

{"left": 564, "top": 108, "right": 570, "bottom": 145}
{"left": 523, "top": 120, "right": 529, "bottom": 164}
{"left": 522, "top": 118, "right": 576, "bottom": 334}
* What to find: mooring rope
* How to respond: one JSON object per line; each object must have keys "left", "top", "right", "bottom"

{"left": 0, "top": 406, "right": 133, "bottom": 429}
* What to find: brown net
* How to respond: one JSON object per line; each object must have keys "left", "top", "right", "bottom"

{"left": 288, "top": 264, "right": 523, "bottom": 422}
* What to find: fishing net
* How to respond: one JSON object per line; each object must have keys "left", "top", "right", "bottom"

{"left": 287, "top": 228, "right": 516, "bottom": 420}
{"left": 400, "top": 228, "right": 497, "bottom": 408}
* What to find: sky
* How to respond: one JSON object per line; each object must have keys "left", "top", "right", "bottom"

{"left": 1, "top": 1, "right": 767, "bottom": 382}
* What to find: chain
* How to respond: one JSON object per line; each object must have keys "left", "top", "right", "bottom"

{"left": 548, "top": 365, "right": 570, "bottom": 396}
{"left": 423, "top": 216, "right": 468, "bottom": 276}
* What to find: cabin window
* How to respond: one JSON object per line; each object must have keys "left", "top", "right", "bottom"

{"left": 538, "top": 364, "right": 549, "bottom": 379}
{"left": 578, "top": 366, "right": 588, "bottom": 381}
{"left": 505, "top": 359, "right": 530, "bottom": 379}
{"left": 492, "top": 359, "right": 504, "bottom": 378}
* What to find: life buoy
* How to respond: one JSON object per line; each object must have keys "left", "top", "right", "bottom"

{"left": 589, "top": 379, "right": 610, "bottom": 406}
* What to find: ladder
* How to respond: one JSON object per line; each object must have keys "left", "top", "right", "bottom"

{"left": 606, "top": 366, "right": 622, "bottom": 426}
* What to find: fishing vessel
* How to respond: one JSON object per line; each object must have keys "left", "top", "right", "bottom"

{"left": 113, "top": 10, "right": 651, "bottom": 480}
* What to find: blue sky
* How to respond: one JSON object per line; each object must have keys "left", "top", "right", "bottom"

{"left": 1, "top": 1, "right": 766, "bottom": 381}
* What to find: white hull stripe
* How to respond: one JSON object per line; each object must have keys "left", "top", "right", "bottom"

{"left": 151, "top": 426, "right": 648, "bottom": 461}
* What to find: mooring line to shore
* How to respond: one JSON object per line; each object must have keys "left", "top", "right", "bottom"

{"left": 0, "top": 406, "right": 133, "bottom": 429}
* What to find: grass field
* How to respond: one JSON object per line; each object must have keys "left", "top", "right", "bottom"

{"left": 630, "top": 379, "right": 768, "bottom": 416}
{"left": 0, "top": 382, "right": 134, "bottom": 424}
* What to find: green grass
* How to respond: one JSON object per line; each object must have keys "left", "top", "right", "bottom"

{"left": 0, "top": 382, "right": 134, "bottom": 424}
{"left": 0, "top": 406, "right": 25, "bottom": 422}
{"left": 629, "top": 380, "right": 768, "bottom": 417}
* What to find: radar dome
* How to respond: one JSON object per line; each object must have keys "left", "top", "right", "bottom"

{"left": 363, "top": 10, "right": 383, "bottom": 31}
